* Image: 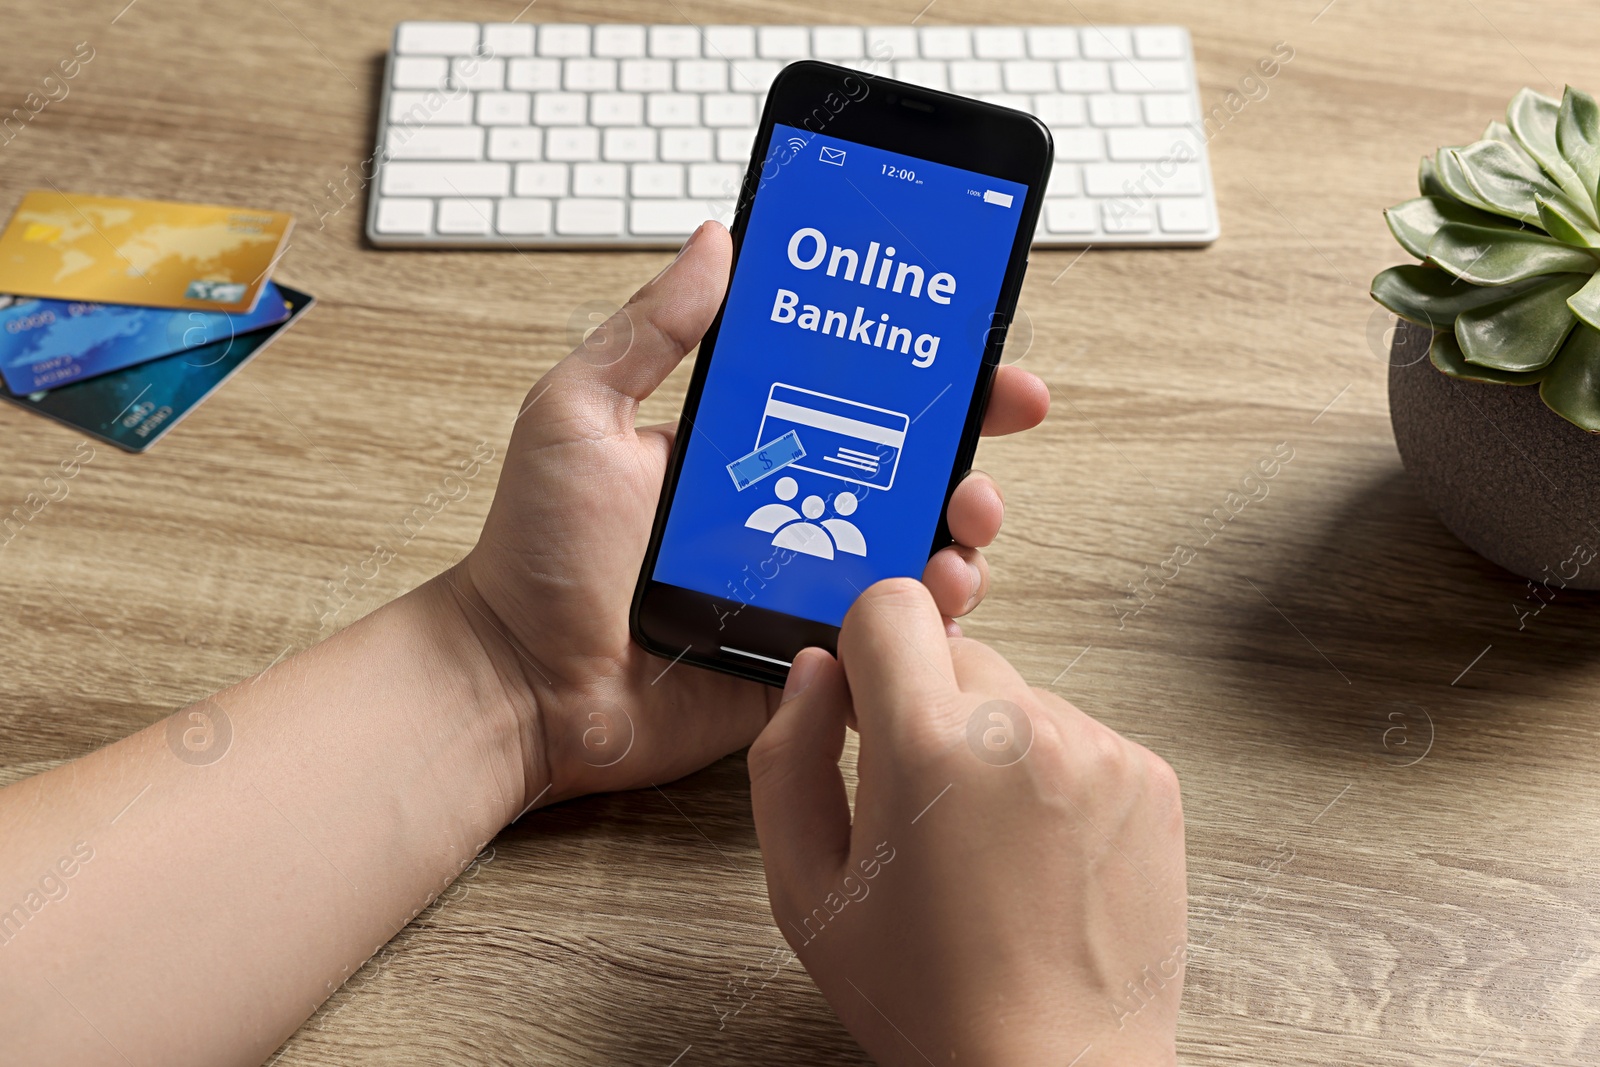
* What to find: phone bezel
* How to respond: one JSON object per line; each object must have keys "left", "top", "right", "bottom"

{"left": 630, "top": 60, "right": 1053, "bottom": 687}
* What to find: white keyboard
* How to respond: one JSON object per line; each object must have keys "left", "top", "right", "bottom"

{"left": 366, "top": 23, "right": 1219, "bottom": 250}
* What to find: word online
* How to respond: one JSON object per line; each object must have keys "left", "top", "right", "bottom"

{"left": 768, "top": 226, "right": 959, "bottom": 368}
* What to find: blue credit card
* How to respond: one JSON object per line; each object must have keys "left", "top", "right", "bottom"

{"left": 0, "top": 284, "right": 313, "bottom": 452}
{"left": 0, "top": 281, "right": 292, "bottom": 394}
{"left": 756, "top": 383, "right": 909, "bottom": 492}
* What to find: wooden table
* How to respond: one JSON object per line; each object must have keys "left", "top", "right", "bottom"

{"left": 4, "top": 1, "right": 1598, "bottom": 1063}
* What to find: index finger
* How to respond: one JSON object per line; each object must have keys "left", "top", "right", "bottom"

{"left": 836, "top": 578, "right": 959, "bottom": 729}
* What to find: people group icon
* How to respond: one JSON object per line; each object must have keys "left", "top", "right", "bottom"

{"left": 745, "top": 476, "right": 867, "bottom": 560}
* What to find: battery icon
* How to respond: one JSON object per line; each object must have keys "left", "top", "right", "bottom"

{"left": 983, "top": 190, "right": 1014, "bottom": 207}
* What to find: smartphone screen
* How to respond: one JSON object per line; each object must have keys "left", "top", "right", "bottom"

{"left": 634, "top": 63, "right": 1049, "bottom": 681}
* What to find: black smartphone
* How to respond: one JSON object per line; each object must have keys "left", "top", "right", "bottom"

{"left": 631, "top": 60, "right": 1052, "bottom": 686}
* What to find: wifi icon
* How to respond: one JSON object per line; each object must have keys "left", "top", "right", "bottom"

{"left": 784, "top": 136, "right": 808, "bottom": 154}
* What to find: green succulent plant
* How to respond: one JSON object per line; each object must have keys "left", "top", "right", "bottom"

{"left": 1371, "top": 86, "right": 1600, "bottom": 432}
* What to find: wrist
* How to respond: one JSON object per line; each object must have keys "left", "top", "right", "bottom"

{"left": 408, "top": 565, "right": 550, "bottom": 823}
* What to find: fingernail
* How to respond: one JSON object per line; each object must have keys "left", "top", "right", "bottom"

{"left": 781, "top": 650, "right": 820, "bottom": 706}
{"left": 966, "top": 560, "right": 982, "bottom": 607}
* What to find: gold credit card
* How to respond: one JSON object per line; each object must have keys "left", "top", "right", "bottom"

{"left": 0, "top": 191, "right": 294, "bottom": 313}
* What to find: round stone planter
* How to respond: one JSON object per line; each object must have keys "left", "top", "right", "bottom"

{"left": 1388, "top": 318, "right": 1600, "bottom": 589}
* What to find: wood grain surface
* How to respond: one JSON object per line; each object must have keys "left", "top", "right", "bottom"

{"left": 3, "top": 1, "right": 1599, "bottom": 1064}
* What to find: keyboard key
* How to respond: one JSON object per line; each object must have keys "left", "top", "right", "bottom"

{"left": 507, "top": 58, "right": 561, "bottom": 91}
{"left": 1158, "top": 198, "right": 1211, "bottom": 233}
{"left": 730, "top": 59, "right": 783, "bottom": 92}
{"left": 1045, "top": 162, "right": 1080, "bottom": 196}
{"left": 704, "top": 26, "right": 756, "bottom": 58}
{"left": 452, "top": 56, "right": 504, "bottom": 91}
{"left": 1134, "top": 27, "right": 1185, "bottom": 59}
{"left": 557, "top": 198, "right": 624, "bottom": 235}
{"left": 392, "top": 56, "right": 448, "bottom": 89}
{"left": 974, "top": 27, "right": 1025, "bottom": 59}
{"left": 376, "top": 197, "right": 433, "bottom": 233}
{"left": 482, "top": 23, "right": 534, "bottom": 56}
{"left": 1144, "top": 93, "right": 1194, "bottom": 126}
{"left": 590, "top": 92, "right": 644, "bottom": 126}
{"left": 1034, "top": 93, "right": 1086, "bottom": 125}
{"left": 594, "top": 25, "right": 647, "bottom": 57}
{"left": 867, "top": 27, "right": 918, "bottom": 60}
{"left": 661, "top": 127, "right": 714, "bottom": 161}
{"left": 1003, "top": 59, "right": 1055, "bottom": 92}
{"left": 648, "top": 93, "right": 699, "bottom": 126}
{"left": 1102, "top": 201, "right": 1154, "bottom": 232}
{"left": 534, "top": 92, "right": 587, "bottom": 125}
{"left": 1053, "top": 128, "right": 1105, "bottom": 161}
{"left": 1085, "top": 161, "right": 1202, "bottom": 196}
{"left": 389, "top": 90, "right": 473, "bottom": 126}
{"left": 950, "top": 61, "right": 1002, "bottom": 93}
{"left": 487, "top": 127, "right": 542, "bottom": 160}
{"left": 497, "top": 198, "right": 553, "bottom": 235}
{"left": 1112, "top": 59, "right": 1189, "bottom": 92}
{"left": 703, "top": 94, "right": 755, "bottom": 127}
{"left": 381, "top": 161, "right": 510, "bottom": 196}
{"left": 546, "top": 127, "right": 601, "bottom": 160}
{"left": 1108, "top": 127, "right": 1199, "bottom": 161}
{"left": 813, "top": 27, "right": 864, "bottom": 59}
{"left": 397, "top": 22, "right": 479, "bottom": 56}
{"left": 1027, "top": 27, "right": 1078, "bottom": 58}
{"left": 573, "top": 162, "right": 626, "bottom": 196}
{"left": 603, "top": 127, "right": 657, "bottom": 161}
{"left": 689, "top": 162, "right": 742, "bottom": 198}
{"left": 1081, "top": 26, "right": 1133, "bottom": 59}
{"left": 437, "top": 198, "right": 494, "bottom": 234}
{"left": 477, "top": 91, "right": 530, "bottom": 125}
{"left": 565, "top": 57, "right": 617, "bottom": 91}
{"left": 1089, "top": 94, "right": 1141, "bottom": 126}
{"left": 620, "top": 58, "right": 673, "bottom": 91}
{"left": 677, "top": 59, "right": 726, "bottom": 92}
{"left": 1044, "top": 199, "right": 1096, "bottom": 233}
{"left": 650, "top": 26, "right": 701, "bottom": 58}
{"left": 539, "top": 25, "right": 591, "bottom": 57}
{"left": 632, "top": 162, "right": 684, "bottom": 197}
{"left": 717, "top": 127, "right": 756, "bottom": 162}
{"left": 920, "top": 26, "right": 970, "bottom": 59}
{"left": 630, "top": 199, "right": 719, "bottom": 235}
{"left": 896, "top": 61, "right": 948, "bottom": 90}
{"left": 758, "top": 26, "right": 810, "bottom": 58}
{"left": 515, "top": 162, "right": 568, "bottom": 196}
{"left": 386, "top": 125, "right": 484, "bottom": 160}
{"left": 1058, "top": 61, "right": 1110, "bottom": 91}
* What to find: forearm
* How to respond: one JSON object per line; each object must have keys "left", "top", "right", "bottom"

{"left": 0, "top": 570, "right": 539, "bottom": 1066}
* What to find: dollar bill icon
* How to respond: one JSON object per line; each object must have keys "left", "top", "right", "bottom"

{"left": 726, "top": 429, "right": 806, "bottom": 491}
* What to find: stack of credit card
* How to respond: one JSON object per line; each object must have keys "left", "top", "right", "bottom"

{"left": 0, "top": 191, "right": 311, "bottom": 452}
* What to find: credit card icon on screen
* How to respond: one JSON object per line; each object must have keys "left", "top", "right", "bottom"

{"left": 757, "top": 383, "right": 909, "bottom": 492}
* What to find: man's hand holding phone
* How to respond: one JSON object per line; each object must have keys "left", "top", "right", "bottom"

{"left": 455, "top": 221, "right": 1049, "bottom": 806}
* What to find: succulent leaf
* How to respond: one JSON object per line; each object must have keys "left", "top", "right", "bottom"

{"left": 1556, "top": 86, "right": 1600, "bottom": 208}
{"left": 1538, "top": 322, "right": 1600, "bottom": 431}
{"left": 1452, "top": 140, "right": 1590, "bottom": 227}
{"left": 1535, "top": 195, "right": 1600, "bottom": 247}
{"left": 1455, "top": 273, "right": 1585, "bottom": 371}
{"left": 1566, "top": 271, "right": 1600, "bottom": 332}
{"left": 1385, "top": 196, "right": 1518, "bottom": 259}
{"left": 1371, "top": 264, "right": 1544, "bottom": 328}
{"left": 1418, "top": 155, "right": 1449, "bottom": 198}
{"left": 1426, "top": 223, "right": 1596, "bottom": 284}
{"left": 1429, "top": 329, "right": 1546, "bottom": 385}
{"left": 1506, "top": 87, "right": 1593, "bottom": 207}
{"left": 1484, "top": 120, "right": 1543, "bottom": 171}
{"left": 1434, "top": 147, "right": 1514, "bottom": 218}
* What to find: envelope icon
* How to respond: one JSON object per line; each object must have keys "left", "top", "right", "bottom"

{"left": 819, "top": 146, "right": 847, "bottom": 166}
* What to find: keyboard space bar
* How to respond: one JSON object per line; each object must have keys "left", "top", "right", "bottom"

{"left": 630, "top": 199, "right": 732, "bottom": 236}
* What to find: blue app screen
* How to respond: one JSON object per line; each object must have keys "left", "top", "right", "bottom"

{"left": 653, "top": 124, "right": 1028, "bottom": 627}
